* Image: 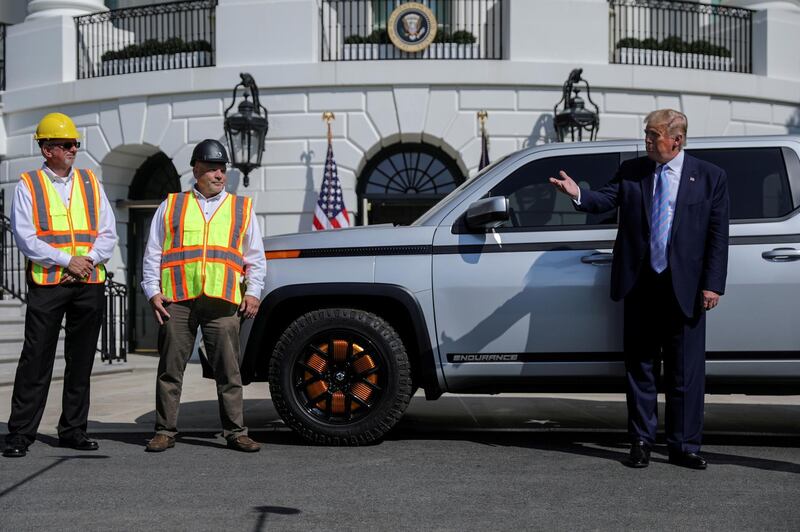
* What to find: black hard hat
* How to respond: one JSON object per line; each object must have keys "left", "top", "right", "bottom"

{"left": 190, "top": 139, "right": 229, "bottom": 166}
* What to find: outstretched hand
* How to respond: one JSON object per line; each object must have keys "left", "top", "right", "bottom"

{"left": 548, "top": 171, "right": 580, "bottom": 199}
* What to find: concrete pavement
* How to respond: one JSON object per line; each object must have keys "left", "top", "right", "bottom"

{"left": 0, "top": 354, "right": 798, "bottom": 438}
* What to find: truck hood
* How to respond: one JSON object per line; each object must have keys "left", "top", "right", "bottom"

{"left": 263, "top": 224, "right": 437, "bottom": 251}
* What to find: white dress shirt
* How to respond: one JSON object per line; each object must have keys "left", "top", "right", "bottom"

{"left": 11, "top": 164, "right": 118, "bottom": 268}
{"left": 654, "top": 149, "right": 684, "bottom": 231}
{"left": 141, "top": 187, "right": 266, "bottom": 301}
{"left": 573, "top": 149, "right": 685, "bottom": 219}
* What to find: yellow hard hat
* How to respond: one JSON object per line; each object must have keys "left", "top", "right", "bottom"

{"left": 34, "top": 113, "right": 80, "bottom": 140}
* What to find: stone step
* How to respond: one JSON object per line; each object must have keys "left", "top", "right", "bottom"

{"left": 0, "top": 316, "right": 26, "bottom": 329}
{"left": 0, "top": 343, "right": 66, "bottom": 361}
{"left": 0, "top": 324, "right": 64, "bottom": 343}
{"left": 0, "top": 356, "right": 131, "bottom": 387}
{"left": 0, "top": 299, "right": 25, "bottom": 319}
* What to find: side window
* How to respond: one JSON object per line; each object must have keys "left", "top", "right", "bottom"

{"left": 489, "top": 152, "right": 620, "bottom": 230}
{"left": 687, "top": 147, "right": 796, "bottom": 220}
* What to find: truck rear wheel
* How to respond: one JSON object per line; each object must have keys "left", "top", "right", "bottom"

{"left": 269, "top": 308, "right": 412, "bottom": 445}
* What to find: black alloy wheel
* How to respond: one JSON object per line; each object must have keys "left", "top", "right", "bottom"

{"left": 269, "top": 308, "right": 412, "bottom": 445}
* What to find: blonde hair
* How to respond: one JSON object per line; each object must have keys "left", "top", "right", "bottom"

{"left": 645, "top": 109, "right": 688, "bottom": 147}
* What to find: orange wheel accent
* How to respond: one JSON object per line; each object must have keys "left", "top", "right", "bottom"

{"left": 304, "top": 351, "right": 329, "bottom": 409}
{"left": 300, "top": 339, "right": 380, "bottom": 417}
{"left": 306, "top": 353, "right": 328, "bottom": 374}
{"left": 333, "top": 339, "right": 348, "bottom": 362}
{"left": 353, "top": 353, "right": 375, "bottom": 374}
{"left": 350, "top": 381, "right": 372, "bottom": 403}
{"left": 331, "top": 391, "right": 346, "bottom": 414}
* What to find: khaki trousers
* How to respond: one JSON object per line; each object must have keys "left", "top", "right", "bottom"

{"left": 155, "top": 296, "right": 246, "bottom": 440}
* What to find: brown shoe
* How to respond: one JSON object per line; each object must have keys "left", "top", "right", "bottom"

{"left": 145, "top": 434, "right": 175, "bottom": 452}
{"left": 227, "top": 435, "right": 260, "bottom": 453}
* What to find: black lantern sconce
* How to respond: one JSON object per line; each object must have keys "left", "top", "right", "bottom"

{"left": 553, "top": 68, "right": 599, "bottom": 142}
{"left": 223, "top": 72, "right": 269, "bottom": 187}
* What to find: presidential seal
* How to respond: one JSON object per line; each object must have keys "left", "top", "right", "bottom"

{"left": 387, "top": 2, "right": 438, "bottom": 53}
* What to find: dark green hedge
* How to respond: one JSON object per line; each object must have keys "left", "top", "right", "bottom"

{"left": 344, "top": 29, "right": 476, "bottom": 45}
{"left": 616, "top": 36, "right": 731, "bottom": 57}
{"left": 101, "top": 38, "right": 212, "bottom": 61}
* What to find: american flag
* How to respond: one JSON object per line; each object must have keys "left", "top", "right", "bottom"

{"left": 312, "top": 140, "right": 350, "bottom": 230}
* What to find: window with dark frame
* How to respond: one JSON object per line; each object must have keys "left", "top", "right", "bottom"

{"left": 489, "top": 152, "right": 621, "bottom": 230}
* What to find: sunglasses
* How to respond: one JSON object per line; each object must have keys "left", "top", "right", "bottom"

{"left": 47, "top": 141, "right": 81, "bottom": 150}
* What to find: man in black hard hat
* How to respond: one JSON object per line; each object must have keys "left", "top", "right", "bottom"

{"left": 140, "top": 139, "right": 266, "bottom": 452}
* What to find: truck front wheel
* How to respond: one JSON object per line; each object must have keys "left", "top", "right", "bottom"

{"left": 269, "top": 308, "right": 412, "bottom": 445}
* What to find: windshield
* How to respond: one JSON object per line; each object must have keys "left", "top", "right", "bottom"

{"left": 411, "top": 154, "right": 511, "bottom": 226}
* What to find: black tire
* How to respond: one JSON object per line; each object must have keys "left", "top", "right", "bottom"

{"left": 269, "top": 308, "right": 412, "bottom": 445}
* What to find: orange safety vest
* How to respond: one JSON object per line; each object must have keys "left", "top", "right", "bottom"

{"left": 160, "top": 191, "right": 251, "bottom": 305}
{"left": 20, "top": 169, "right": 106, "bottom": 285}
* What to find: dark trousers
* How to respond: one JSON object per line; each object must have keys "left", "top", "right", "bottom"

{"left": 155, "top": 296, "right": 246, "bottom": 440}
{"left": 6, "top": 281, "right": 105, "bottom": 444}
{"left": 623, "top": 267, "right": 706, "bottom": 453}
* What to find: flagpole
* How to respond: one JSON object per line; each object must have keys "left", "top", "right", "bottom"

{"left": 323, "top": 111, "right": 335, "bottom": 145}
{"left": 477, "top": 109, "right": 488, "bottom": 135}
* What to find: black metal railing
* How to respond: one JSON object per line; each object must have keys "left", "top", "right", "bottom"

{"left": 75, "top": 0, "right": 216, "bottom": 79}
{"left": 0, "top": 190, "right": 127, "bottom": 363}
{"left": 321, "top": 0, "right": 504, "bottom": 61}
{"left": 100, "top": 273, "right": 127, "bottom": 363}
{"left": 0, "top": 190, "right": 26, "bottom": 302}
{"left": 0, "top": 23, "right": 7, "bottom": 90}
{"left": 609, "top": 0, "right": 753, "bottom": 73}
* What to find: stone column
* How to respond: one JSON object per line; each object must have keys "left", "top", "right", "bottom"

{"left": 26, "top": 0, "right": 106, "bottom": 20}
{"left": 726, "top": 0, "right": 800, "bottom": 80}
{"left": 505, "top": 0, "right": 608, "bottom": 64}
{"left": 215, "top": 0, "right": 318, "bottom": 67}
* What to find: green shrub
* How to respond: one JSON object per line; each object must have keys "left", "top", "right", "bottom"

{"left": 616, "top": 37, "right": 641, "bottom": 48}
{"left": 640, "top": 38, "right": 660, "bottom": 50}
{"left": 615, "top": 35, "right": 730, "bottom": 57}
{"left": 660, "top": 36, "right": 687, "bottom": 53}
{"left": 101, "top": 38, "right": 212, "bottom": 61}
{"left": 450, "top": 30, "right": 477, "bottom": 44}
{"left": 346, "top": 29, "right": 476, "bottom": 45}
{"left": 344, "top": 34, "right": 366, "bottom": 44}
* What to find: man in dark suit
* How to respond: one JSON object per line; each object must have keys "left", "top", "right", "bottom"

{"left": 549, "top": 109, "right": 729, "bottom": 469}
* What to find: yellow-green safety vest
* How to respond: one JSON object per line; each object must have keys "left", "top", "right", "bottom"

{"left": 20, "top": 169, "right": 106, "bottom": 285}
{"left": 160, "top": 191, "right": 252, "bottom": 305}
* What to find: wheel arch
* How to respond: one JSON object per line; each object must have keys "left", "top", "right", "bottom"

{"left": 242, "top": 283, "right": 443, "bottom": 399}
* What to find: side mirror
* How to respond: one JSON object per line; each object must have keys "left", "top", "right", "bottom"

{"left": 465, "top": 196, "right": 509, "bottom": 230}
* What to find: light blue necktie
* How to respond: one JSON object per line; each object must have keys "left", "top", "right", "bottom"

{"left": 650, "top": 165, "right": 670, "bottom": 273}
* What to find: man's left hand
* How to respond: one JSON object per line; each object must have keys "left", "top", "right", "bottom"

{"left": 239, "top": 295, "right": 260, "bottom": 320}
{"left": 702, "top": 290, "right": 720, "bottom": 311}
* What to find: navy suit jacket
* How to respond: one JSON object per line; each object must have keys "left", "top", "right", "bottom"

{"left": 577, "top": 153, "right": 729, "bottom": 318}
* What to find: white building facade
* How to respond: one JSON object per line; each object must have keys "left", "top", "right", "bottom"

{"left": 0, "top": 0, "right": 798, "bottom": 351}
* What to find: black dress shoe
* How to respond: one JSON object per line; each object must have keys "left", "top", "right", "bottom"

{"left": 625, "top": 441, "right": 651, "bottom": 468}
{"left": 3, "top": 436, "right": 29, "bottom": 458}
{"left": 58, "top": 434, "right": 99, "bottom": 451}
{"left": 668, "top": 451, "right": 707, "bottom": 470}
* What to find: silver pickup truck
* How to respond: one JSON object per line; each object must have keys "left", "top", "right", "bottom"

{"left": 240, "top": 135, "right": 800, "bottom": 445}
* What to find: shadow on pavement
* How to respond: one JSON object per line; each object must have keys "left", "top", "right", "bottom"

{"left": 0, "top": 454, "right": 110, "bottom": 498}
{"left": 2, "top": 395, "right": 797, "bottom": 474}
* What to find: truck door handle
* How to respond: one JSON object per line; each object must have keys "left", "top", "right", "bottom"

{"left": 761, "top": 248, "right": 800, "bottom": 262}
{"left": 581, "top": 252, "right": 613, "bottom": 265}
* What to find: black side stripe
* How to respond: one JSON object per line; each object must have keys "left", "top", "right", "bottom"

{"left": 291, "top": 234, "right": 800, "bottom": 259}
{"left": 298, "top": 245, "right": 431, "bottom": 258}
{"left": 446, "top": 352, "right": 800, "bottom": 363}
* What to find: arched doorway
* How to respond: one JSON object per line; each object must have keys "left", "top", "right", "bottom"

{"left": 357, "top": 143, "right": 464, "bottom": 226}
{"left": 127, "top": 152, "right": 181, "bottom": 352}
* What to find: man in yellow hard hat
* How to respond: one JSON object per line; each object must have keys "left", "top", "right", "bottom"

{"left": 3, "top": 113, "right": 118, "bottom": 458}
